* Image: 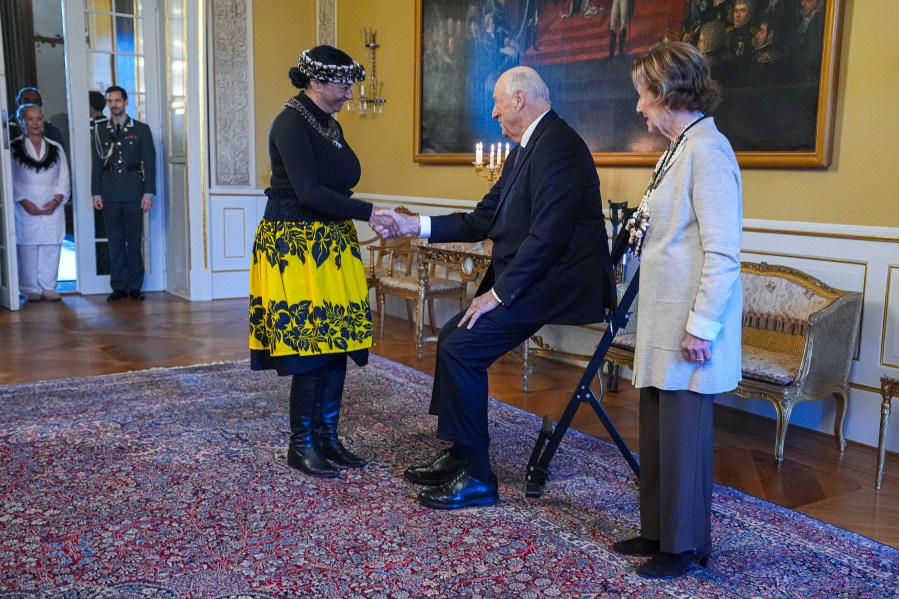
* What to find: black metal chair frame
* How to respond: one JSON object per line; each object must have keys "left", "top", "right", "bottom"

{"left": 525, "top": 219, "right": 641, "bottom": 498}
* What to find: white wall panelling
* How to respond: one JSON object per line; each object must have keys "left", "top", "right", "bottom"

{"left": 209, "top": 189, "right": 899, "bottom": 454}
{"left": 352, "top": 195, "right": 899, "bottom": 455}
{"left": 209, "top": 192, "right": 266, "bottom": 299}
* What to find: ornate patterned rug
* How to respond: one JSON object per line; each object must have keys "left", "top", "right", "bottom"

{"left": 1, "top": 357, "right": 896, "bottom": 598}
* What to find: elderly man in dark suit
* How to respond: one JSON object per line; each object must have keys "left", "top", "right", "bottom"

{"left": 91, "top": 85, "right": 156, "bottom": 302}
{"left": 374, "top": 66, "right": 615, "bottom": 509}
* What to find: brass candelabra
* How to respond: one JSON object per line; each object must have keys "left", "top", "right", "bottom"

{"left": 473, "top": 162, "right": 502, "bottom": 186}
{"left": 471, "top": 141, "right": 509, "bottom": 186}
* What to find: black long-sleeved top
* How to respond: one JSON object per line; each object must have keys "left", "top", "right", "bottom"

{"left": 268, "top": 92, "right": 372, "bottom": 222}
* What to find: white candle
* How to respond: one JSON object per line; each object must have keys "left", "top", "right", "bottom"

{"left": 489, "top": 144, "right": 495, "bottom": 168}
{"left": 505, "top": 142, "right": 510, "bottom": 161}
{"left": 475, "top": 142, "right": 483, "bottom": 165}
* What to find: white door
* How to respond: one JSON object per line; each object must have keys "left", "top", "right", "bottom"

{"left": 0, "top": 15, "right": 21, "bottom": 311}
{"left": 62, "top": 0, "right": 165, "bottom": 295}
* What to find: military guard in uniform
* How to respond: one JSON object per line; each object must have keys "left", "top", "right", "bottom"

{"left": 91, "top": 85, "right": 156, "bottom": 301}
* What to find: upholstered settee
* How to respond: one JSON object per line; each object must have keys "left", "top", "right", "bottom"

{"left": 605, "top": 261, "right": 863, "bottom": 465}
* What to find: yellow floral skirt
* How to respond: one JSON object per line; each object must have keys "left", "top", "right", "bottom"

{"left": 248, "top": 218, "right": 373, "bottom": 359}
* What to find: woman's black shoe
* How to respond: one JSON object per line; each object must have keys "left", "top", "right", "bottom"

{"left": 287, "top": 443, "right": 340, "bottom": 478}
{"left": 315, "top": 368, "right": 367, "bottom": 468}
{"left": 636, "top": 542, "right": 711, "bottom": 579}
{"left": 612, "top": 536, "right": 660, "bottom": 556}
{"left": 318, "top": 437, "right": 368, "bottom": 468}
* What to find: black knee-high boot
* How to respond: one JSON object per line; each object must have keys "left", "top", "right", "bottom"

{"left": 618, "top": 28, "right": 627, "bottom": 56}
{"left": 608, "top": 30, "right": 617, "bottom": 58}
{"left": 288, "top": 374, "right": 339, "bottom": 477}
{"left": 315, "top": 364, "right": 368, "bottom": 468}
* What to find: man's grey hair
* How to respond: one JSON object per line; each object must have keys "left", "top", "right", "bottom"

{"left": 503, "top": 67, "right": 551, "bottom": 105}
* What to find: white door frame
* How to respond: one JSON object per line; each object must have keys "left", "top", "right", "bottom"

{"left": 62, "top": 0, "right": 166, "bottom": 296}
{"left": 0, "top": 15, "right": 20, "bottom": 311}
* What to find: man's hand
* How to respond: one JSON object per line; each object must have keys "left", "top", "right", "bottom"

{"left": 92, "top": 195, "right": 104, "bottom": 210}
{"left": 370, "top": 209, "right": 421, "bottom": 239}
{"left": 458, "top": 290, "right": 502, "bottom": 330}
{"left": 369, "top": 208, "right": 402, "bottom": 238}
{"left": 140, "top": 194, "right": 153, "bottom": 213}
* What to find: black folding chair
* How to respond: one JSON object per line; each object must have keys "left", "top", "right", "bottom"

{"left": 525, "top": 222, "right": 641, "bottom": 498}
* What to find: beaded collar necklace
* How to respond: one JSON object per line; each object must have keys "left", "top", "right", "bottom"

{"left": 285, "top": 94, "right": 343, "bottom": 149}
{"left": 11, "top": 136, "right": 61, "bottom": 172}
{"left": 625, "top": 113, "right": 707, "bottom": 257}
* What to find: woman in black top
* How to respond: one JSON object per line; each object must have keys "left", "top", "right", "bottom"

{"left": 249, "top": 46, "right": 393, "bottom": 478}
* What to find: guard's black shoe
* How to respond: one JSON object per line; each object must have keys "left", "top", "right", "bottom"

{"left": 416, "top": 470, "right": 499, "bottom": 509}
{"left": 129, "top": 290, "right": 145, "bottom": 300}
{"left": 404, "top": 450, "right": 467, "bottom": 485}
{"left": 636, "top": 542, "right": 711, "bottom": 579}
{"left": 107, "top": 290, "right": 128, "bottom": 302}
{"left": 612, "top": 536, "right": 660, "bottom": 557}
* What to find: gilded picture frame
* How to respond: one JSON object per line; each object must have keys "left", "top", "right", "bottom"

{"left": 413, "top": 0, "right": 844, "bottom": 168}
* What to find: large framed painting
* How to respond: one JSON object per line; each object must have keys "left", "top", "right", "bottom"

{"left": 413, "top": 0, "right": 844, "bottom": 167}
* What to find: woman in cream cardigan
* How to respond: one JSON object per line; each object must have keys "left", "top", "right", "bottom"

{"left": 613, "top": 42, "right": 743, "bottom": 579}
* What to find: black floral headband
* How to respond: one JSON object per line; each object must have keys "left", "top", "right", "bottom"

{"left": 297, "top": 50, "right": 365, "bottom": 85}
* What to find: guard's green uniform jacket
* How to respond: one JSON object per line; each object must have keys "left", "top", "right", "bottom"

{"left": 91, "top": 116, "right": 156, "bottom": 202}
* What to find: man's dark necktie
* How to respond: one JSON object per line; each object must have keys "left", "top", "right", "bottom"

{"left": 115, "top": 123, "right": 122, "bottom": 137}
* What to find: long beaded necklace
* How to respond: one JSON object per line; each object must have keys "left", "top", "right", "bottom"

{"left": 624, "top": 113, "right": 707, "bottom": 257}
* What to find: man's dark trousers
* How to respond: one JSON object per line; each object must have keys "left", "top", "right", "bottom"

{"left": 429, "top": 307, "right": 543, "bottom": 449}
{"left": 103, "top": 201, "right": 144, "bottom": 292}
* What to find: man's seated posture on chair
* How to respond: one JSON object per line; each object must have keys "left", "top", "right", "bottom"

{"left": 376, "top": 66, "right": 615, "bottom": 509}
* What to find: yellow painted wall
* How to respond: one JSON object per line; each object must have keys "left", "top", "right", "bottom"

{"left": 252, "top": 0, "right": 316, "bottom": 188}
{"left": 254, "top": 1, "right": 899, "bottom": 227}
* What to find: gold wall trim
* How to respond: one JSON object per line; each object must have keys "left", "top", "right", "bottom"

{"left": 851, "top": 382, "right": 884, "bottom": 395}
{"left": 882, "top": 265, "right": 899, "bottom": 369}
{"left": 743, "top": 227, "right": 899, "bottom": 244}
{"left": 199, "top": 1, "right": 209, "bottom": 271}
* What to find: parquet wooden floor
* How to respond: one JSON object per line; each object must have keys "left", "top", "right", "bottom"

{"left": 1, "top": 293, "right": 896, "bottom": 547}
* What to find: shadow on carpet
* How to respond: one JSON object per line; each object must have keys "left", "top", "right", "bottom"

{"left": 0, "top": 357, "right": 896, "bottom": 598}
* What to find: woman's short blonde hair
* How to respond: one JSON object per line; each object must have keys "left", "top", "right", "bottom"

{"left": 631, "top": 42, "right": 721, "bottom": 113}
{"left": 15, "top": 103, "right": 42, "bottom": 126}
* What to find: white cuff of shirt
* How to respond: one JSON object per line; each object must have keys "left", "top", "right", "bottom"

{"left": 491, "top": 288, "right": 504, "bottom": 304}
{"left": 419, "top": 215, "right": 431, "bottom": 238}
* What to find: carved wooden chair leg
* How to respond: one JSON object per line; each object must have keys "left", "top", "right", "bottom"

{"left": 427, "top": 299, "right": 438, "bottom": 334}
{"left": 404, "top": 299, "right": 415, "bottom": 327}
{"left": 773, "top": 401, "right": 794, "bottom": 466}
{"left": 378, "top": 290, "right": 387, "bottom": 339}
{"left": 605, "top": 360, "right": 619, "bottom": 392}
{"left": 833, "top": 388, "right": 848, "bottom": 452}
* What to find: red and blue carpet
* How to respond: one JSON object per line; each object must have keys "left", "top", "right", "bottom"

{"left": 0, "top": 357, "right": 896, "bottom": 597}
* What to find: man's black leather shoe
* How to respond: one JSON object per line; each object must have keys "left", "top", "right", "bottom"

{"left": 404, "top": 450, "right": 466, "bottom": 485}
{"left": 417, "top": 470, "right": 499, "bottom": 509}
{"left": 636, "top": 542, "right": 711, "bottom": 579}
{"left": 107, "top": 290, "right": 128, "bottom": 302}
{"left": 612, "top": 536, "right": 660, "bottom": 557}
{"left": 129, "top": 290, "right": 145, "bottom": 300}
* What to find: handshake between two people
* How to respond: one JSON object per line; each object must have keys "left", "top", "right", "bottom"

{"left": 368, "top": 208, "right": 421, "bottom": 240}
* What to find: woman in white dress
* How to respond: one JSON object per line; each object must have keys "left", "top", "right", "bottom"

{"left": 11, "top": 104, "right": 70, "bottom": 302}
